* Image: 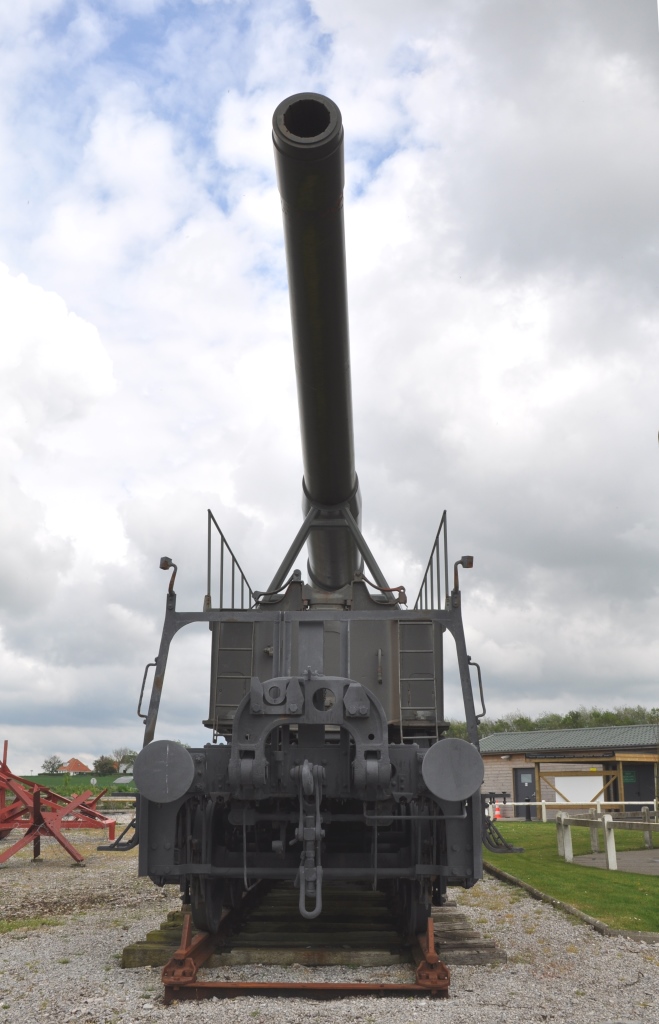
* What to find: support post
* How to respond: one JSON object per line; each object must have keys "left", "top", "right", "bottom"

{"left": 32, "top": 789, "right": 42, "bottom": 860}
{"left": 616, "top": 760, "right": 624, "bottom": 811}
{"left": 556, "top": 812, "right": 565, "bottom": 859}
{"left": 642, "top": 806, "right": 652, "bottom": 849}
{"left": 589, "top": 807, "right": 600, "bottom": 854}
{"left": 563, "top": 817, "right": 573, "bottom": 863}
{"left": 541, "top": 800, "right": 547, "bottom": 823}
{"left": 603, "top": 814, "right": 617, "bottom": 870}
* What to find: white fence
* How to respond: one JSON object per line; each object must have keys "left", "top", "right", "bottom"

{"left": 484, "top": 798, "right": 659, "bottom": 823}
{"left": 555, "top": 807, "right": 659, "bottom": 870}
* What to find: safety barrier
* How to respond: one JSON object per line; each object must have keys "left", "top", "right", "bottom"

{"left": 484, "top": 798, "right": 659, "bottom": 823}
{"left": 555, "top": 807, "right": 659, "bottom": 870}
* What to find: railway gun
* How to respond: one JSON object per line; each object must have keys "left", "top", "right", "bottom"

{"left": 132, "top": 93, "right": 487, "bottom": 945}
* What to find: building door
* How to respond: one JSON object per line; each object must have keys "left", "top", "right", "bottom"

{"left": 622, "top": 763, "right": 655, "bottom": 806}
{"left": 513, "top": 767, "right": 537, "bottom": 819}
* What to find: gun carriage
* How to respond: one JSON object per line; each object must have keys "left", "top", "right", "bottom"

{"left": 133, "top": 93, "right": 486, "bottom": 941}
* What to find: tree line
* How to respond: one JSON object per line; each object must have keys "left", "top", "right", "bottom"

{"left": 447, "top": 704, "right": 659, "bottom": 739}
{"left": 39, "top": 707, "right": 658, "bottom": 770}
{"left": 41, "top": 747, "right": 137, "bottom": 775}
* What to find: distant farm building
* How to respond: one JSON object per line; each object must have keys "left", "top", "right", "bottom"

{"left": 57, "top": 758, "right": 92, "bottom": 775}
{"left": 481, "top": 724, "right": 659, "bottom": 818}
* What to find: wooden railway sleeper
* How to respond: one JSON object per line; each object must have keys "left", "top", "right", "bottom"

{"left": 161, "top": 886, "right": 450, "bottom": 1002}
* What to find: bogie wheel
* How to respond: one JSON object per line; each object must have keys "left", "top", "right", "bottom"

{"left": 190, "top": 877, "right": 225, "bottom": 933}
{"left": 395, "top": 880, "right": 431, "bottom": 942}
{"left": 409, "top": 897, "right": 431, "bottom": 938}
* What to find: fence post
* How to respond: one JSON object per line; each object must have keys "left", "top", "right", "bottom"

{"left": 589, "top": 807, "right": 600, "bottom": 854}
{"left": 541, "top": 800, "right": 547, "bottom": 823}
{"left": 563, "top": 817, "right": 573, "bottom": 863}
{"left": 603, "top": 814, "right": 617, "bottom": 870}
{"left": 556, "top": 812, "right": 565, "bottom": 858}
{"left": 642, "top": 806, "right": 652, "bottom": 849}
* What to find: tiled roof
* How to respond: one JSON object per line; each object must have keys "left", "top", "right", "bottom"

{"left": 480, "top": 724, "right": 659, "bottom": 755}
{"left": 57, "top": 757, "right": 92, "bottom": 773}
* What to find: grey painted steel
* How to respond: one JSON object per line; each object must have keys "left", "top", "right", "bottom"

{"left": 228, "top": 674, "right": 392, "bottom": 800}
{"left": 135, "top": 94, "right": 488, "bottom": 932}
{"left": 133, "top": 739, "right": 195, "bottom": 803}
{"left": 263, "top": 502, "right": 390, "bottom": 598}
{"left": 273, "top": 93, "right": 361, "bottom": 590}
{"left": 422, "top": 738, "right": 485, "bottom": 803}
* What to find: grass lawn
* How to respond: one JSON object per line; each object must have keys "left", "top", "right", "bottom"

{"left": 485, "top": 821, "right": 659, "bottom": 933}
{"left": 18, "top": 774, "right": 136, "bottom": 797}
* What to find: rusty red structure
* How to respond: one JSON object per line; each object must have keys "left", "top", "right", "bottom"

{"left": 161, "top": 906, "right": 449, "bottom": 1003}
{"left": 0, "top": 741, "right": 116, "bottom": 863}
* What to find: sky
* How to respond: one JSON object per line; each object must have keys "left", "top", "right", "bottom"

{"left": 1, "top": 0, "right": 658, "bottom": 775}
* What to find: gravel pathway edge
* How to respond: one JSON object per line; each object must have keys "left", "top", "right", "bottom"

{"left": 484, "top": 860, "right": 659, "bottom": 943}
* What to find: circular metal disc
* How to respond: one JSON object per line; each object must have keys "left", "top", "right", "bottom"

{"left": 133, "top": 739, "right": 195, "bottom": 803}
{"left": 421, "top": 738, "right": 484, "bottom": 802}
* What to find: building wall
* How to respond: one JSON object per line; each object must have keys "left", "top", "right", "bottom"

{"left": 482, "top": 755, "right": 605, "bottom": 818}
{"left": 481, "top": 754, "right": 526, "bottom": 818}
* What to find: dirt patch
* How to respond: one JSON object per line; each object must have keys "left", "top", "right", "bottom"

{"left": 0, "top": 831, "right": 177, "bottom": 921}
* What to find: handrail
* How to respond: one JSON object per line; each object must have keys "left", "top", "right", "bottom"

{"left": 485, "top": 799, "right": 659, "bottom": 809}
{"left": 205, "top": 509, "right": 253, "bottom": 610}
{"left": 414, "top": 512, "right": 449, "bottom": 610}
{"left": 484, "top": 796, "right": 659, "bottom": 824}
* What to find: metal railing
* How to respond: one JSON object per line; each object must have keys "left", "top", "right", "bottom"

{"left": 485, "top": 798, "right": 659, "bottom": 823}
{"left": 414, "top": 511, "right": 449, "bottom": 611}
{"left": 205, "top": 509, "right": 254, "bottom": 610}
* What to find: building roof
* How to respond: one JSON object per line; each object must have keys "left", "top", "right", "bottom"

{"left": 480, "top": 724, "right": 659, "bottom": 756}
{"left": 57, "top": 757, "right": 92, "bottom": 773}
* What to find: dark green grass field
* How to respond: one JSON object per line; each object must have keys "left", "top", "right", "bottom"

{"left": 486, "top": 821, "right": 659, "bottom": 933}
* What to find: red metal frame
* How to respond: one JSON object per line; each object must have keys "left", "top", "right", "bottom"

{"left": 0, "top": 741, "right": 116, "bottom": 863}
{"left": 161, "top": 911, "right": 450, "bottom": 1003}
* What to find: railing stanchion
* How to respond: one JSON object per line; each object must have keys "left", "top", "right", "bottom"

{"left": 206, "top": 509, "right": 254, "bottom": 611}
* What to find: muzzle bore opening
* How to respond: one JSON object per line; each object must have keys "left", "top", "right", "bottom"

{"left": 283, "top": 99, "right": 331, "bottom": 139}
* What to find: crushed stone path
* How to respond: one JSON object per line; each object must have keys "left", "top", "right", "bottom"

{"left": 1, "top": 833, "right": 658, "bottom": 1023}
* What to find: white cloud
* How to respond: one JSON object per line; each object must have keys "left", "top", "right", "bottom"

{"left": 0, "top": 264, "right": 115, "bottom": 613}
{"left": 1, "top": 0, "right": 658, "bottom": 770}
{"left": 0, "top": 264, "right": 113, "bottom": 446}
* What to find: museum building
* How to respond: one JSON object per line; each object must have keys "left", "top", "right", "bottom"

{"left": 480, "top": 724, "right": 659, "bottom": 819}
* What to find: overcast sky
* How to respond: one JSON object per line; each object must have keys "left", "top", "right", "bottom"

{"left": 2, "top": 1, "right": 658, "bottom": 775}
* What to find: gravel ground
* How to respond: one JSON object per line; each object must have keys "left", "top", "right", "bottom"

{"left": 1, "top": 832, "right": 658, "bottom": 1024}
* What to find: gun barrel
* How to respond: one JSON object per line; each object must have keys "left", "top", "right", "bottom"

{"left": 273, "top": 93, "right": 361, "bottom": 589}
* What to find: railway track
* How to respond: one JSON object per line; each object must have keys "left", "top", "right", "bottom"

{"left": 123, "top": 881, "right": 505, "bottom": 1002}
